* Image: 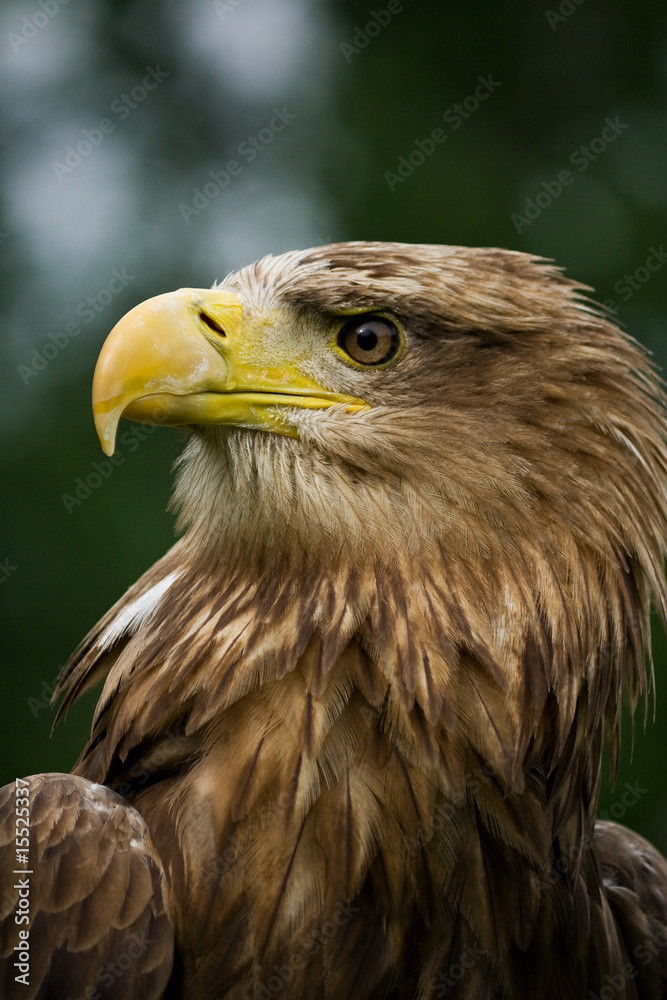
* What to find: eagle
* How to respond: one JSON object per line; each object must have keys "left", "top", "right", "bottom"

{"left": 2, "top": 241, "right": 667, "bottom": 1000}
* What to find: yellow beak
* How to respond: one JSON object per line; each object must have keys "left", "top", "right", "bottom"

{"left": 92, "top": 287, "right": 369, "bottom": 455}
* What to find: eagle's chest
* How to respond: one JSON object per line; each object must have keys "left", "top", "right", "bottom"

{"left": 134, "top": 647, "right": 465, "bottom": 996}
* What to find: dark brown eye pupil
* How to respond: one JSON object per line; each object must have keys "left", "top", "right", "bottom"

{"left": 338, "top": 315, "right": 400, "bottom": 366}
{"left": 357, "top": 330, "right": 378, "bottom": 352}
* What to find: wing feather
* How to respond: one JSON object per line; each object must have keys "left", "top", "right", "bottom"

{"left": 0, "top": 774, "right": 173, "bottom": 1000}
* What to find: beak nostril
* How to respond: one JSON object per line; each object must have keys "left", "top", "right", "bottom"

{"left": 199, "top": 311, "right": 226, "bottom": 337}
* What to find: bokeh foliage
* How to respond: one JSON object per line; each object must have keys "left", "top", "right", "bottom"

{"left": 1, "top": 0, "right": 666, "bottom": 850}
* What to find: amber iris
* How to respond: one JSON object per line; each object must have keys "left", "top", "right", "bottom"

{"left": 337, "top": 315, "right": 401, "bottom": 366}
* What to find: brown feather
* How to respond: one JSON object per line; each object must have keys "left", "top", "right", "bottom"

{"left": 0, "top": 774, "right": 173, "bottom": 999}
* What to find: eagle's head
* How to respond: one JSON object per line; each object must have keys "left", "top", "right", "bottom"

{"left": 94, "top": 242, "right": 667, "bottom": 573}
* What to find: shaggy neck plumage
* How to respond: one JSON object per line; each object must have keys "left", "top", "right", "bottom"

{"left": 73, "top": 418, "right": 654, "bottom": 827}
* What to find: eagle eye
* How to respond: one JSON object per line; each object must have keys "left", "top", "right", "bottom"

{"left": 337, "top": 315, "right": 401, "bottom": 367}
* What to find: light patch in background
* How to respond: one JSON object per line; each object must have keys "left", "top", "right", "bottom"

{"left": 173, "top": 0, "right": 338, "bottom": 104}
{"left": 193, "top": 174, "right": 340, "bottom": 281}
{"left": 5, "top": 136, "right": 138, "bottom": 347}
{"left": 0, "top": 2, "right": 96, "bottom": 88}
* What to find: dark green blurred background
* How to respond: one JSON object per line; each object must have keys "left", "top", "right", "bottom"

{"left": 1, "top": 0, "right": 666, "bottom": 850}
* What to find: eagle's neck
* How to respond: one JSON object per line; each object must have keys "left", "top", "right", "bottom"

{"left": 77, "top": 539, "right": 579, "bottom": 792}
